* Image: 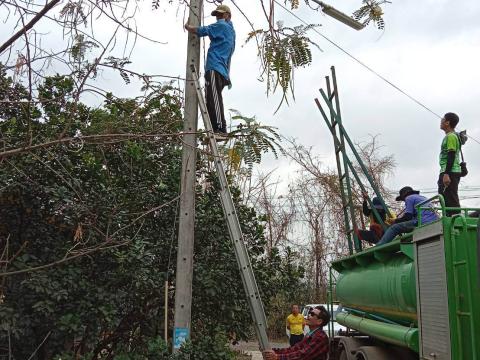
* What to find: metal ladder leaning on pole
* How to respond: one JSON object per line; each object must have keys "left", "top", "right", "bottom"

{"left": 190, "top": 64, "right": 271, "bottom": 352}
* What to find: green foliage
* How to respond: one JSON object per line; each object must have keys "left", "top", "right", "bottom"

{"left": 192, "top": 182, "right": 268, "bottom": 341}
{"left": 95, "top": 335, "right": 236, "bottom": 360}
{"left": 225, "top": 110, "right": 285, "bottom": 177}
{"left": 70, "top": 35, "right": 98, "bottom": 62}
{"left": 69, "top": 34, "right": 100, "bottom": 80}
{"left": 243, "top": 0, "right": 389, "bottom": 108}
{"left": 353, "top": 0, "right": 386, "bottom": 30}
{"left": 246, "top": 24, "right": 318, "bottom": 111}
{"left": 263, "top": 247, "right": 308, "bottom": 338}
{"left": 0, "top": 70, "right": 303, "bottom": 358}
{"left": 60, "top": 2, "right": 88, "bottom": 27}
{"left": 0, "top": 64, "right": 41, "bottom": 135}
{"left": 187, "top": 333, "right": 237, "bottom": 360}
{"left": 105, "top": 56, "right": 134, "bottom": 85}
{"left": 51, "top": 336, "right": 236, "bottom": 360}
{"left": 0, "top": 73, "right": 184, "bottom": 358}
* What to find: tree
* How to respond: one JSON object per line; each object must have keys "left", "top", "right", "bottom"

{"left": 283, "top": 136, "right": 396, "bottom": 300}
{"left": 246, "top": 171, "right": 296, "bottom": 255}
{"left": 0, "top": 68, "right": 184, "bottom": 357}
{"left": 0, "top": 0, "right": 394, "bottom": 353}
{"left": 0, "top": 70, "right": 295, "bottom": 358}
{"left": 0, "top": 0, "right": 389, "bottom": 126}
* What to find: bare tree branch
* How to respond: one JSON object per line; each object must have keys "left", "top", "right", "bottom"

{"left": 0, "top": 0, "right": 61, "bottom": 54}
{"left": 0, "top": 132, "right": 199, "bottom": 159}
{"left": 0, "top": 241, "right": 128, "bottom": 277}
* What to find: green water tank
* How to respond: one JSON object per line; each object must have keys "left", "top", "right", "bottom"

{"left": 335, "top": 250, "right": 417, "bottom": 325}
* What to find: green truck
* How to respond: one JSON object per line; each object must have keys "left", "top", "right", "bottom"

{"left": 329, "top": 205, "right": 479, "bottom": 360}
{"left": 316, "top": 67, "right": 480, "bottom": 360}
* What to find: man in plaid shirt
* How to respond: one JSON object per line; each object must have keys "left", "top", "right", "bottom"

{"left": 263, "top": 305, "right": 330, "bottom": 360}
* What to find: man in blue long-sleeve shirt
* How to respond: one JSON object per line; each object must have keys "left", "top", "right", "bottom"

{"left": 185, "top": 5, "right": 236, "bottom": 140}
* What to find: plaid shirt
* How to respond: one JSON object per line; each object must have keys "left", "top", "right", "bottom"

{"left": 274, "top": 328, "right": 329, "bottom": 360}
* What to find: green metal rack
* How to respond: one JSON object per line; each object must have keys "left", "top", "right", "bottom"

{"left": 318, "top": 66, "right": 480, "bottom": 359}
{"left": 315, "top": 66, "right": 391, "bottom": 254}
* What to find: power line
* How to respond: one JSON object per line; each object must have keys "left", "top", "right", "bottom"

{"left": 386, "top": 186, "right": 480, "bottom": 194}
{"left": 466, "top": 133, "right": 480, "bottom": 146}
{"left": 274, "top": 1, "right": 480, "bottom": 148}
{"left": 251, "top": 187, "right": 480, "bottom": 202}
{"left": 274, "top": 0, "right": 441, "bottom": 119}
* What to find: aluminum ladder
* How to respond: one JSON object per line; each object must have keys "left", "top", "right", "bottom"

{"left": 190, "top": 64, "right": 271, "bottom": 351}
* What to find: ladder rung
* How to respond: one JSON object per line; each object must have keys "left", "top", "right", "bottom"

{"left": 189, "top": 64, "right": 269, "bottom": 351}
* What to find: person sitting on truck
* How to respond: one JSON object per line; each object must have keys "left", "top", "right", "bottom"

{"left": 356, "top": 192, "right": 396, "bottom": 244}
{"left": 262, "top": 305, "right": 330, "bottom": 360}
{"left": 376, "top": 186, "right": 438, "bottom": 246}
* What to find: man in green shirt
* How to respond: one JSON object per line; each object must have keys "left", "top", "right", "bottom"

{"left": 438, "top": 112, "right": 461, "bottom": 215}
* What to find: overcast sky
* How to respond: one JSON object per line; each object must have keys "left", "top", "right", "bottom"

{"left": 2, "top": 0, "right": 480, "bottom": 207}
{"left": 183, "top": 0, "right": 479, "bottom": 207}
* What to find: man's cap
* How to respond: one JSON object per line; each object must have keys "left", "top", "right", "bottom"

{"left": 211, "top": 4, "right": 231, "bottom": 16}
{"left": 396, "top": 186, "right": 420, "bottom": 201}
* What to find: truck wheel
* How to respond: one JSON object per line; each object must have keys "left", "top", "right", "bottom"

{"left": 338, "top": 337, "right": 369, "bottom": 360}
{"left": 355, "top": 346, "right": 391, "bottom": 360}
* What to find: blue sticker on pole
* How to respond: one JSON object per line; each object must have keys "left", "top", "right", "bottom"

{"left": 173, "top": 327, "right": 189, "bottom": 349}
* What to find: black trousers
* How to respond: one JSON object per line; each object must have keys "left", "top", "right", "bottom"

{"left": 205, "top": 70, "right": 229, "bottom": 133}
{"left": 289, "top": 333, "right": 304, "bottom": 347}
{"left": 438, "top": 172, "right": 461, "bottom": 216}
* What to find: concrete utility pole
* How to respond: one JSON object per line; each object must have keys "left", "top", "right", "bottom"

{"left": 173, "top": 0, "right": 202, "bottom": 351}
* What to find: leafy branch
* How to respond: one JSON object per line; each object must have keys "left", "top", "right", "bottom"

{"left": 224, "top": 109, "right": 285, "bottom": 177}
{"left": 353, "top": 0, "right": 389, "bottom": 30}
{"left": 247, "top": 23, "right": 319, "bottom": 111}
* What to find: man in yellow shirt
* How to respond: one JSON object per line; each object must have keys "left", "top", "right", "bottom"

{"left": 286, "top": 304, "right": 305, "bottom": 346}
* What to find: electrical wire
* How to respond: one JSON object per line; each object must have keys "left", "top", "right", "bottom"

{"left": 273, "top": 0, "right": 480, "bottom": 148}
{"left": 386, "top": 186, "right": 480, "bottom": 193}
{"left": 466, "top": 133, "right": 480, "bottom": 146}
{"left": 274, "top": 0, "right": 442, "bottom": 119}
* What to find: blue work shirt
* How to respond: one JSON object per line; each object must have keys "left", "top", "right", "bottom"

{"left": 197, "top": 19, "right": 235, "bottom": 83}
{"left": 404, "top": 194, "right": 438, "bottom": 225}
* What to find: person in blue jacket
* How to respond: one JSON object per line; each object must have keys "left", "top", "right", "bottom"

{"left": 185, "top": 5, "right": 236, "bottom": 140}
{"left": 376, "top": 186, "right": 438, "bottom": 246}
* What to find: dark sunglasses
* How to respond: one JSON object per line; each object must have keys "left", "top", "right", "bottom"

{"left": 308, "top": 310, "right": 320, "bottom": 318}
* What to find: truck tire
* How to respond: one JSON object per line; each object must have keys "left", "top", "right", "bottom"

{"left": 355, "top": 346, "right": 392, "bottom": 360}
{"left": 338, "top": 337, "right": 369, "bottom": 360}
{"left": 339, "top": 349, "right": 348, "bottom": 360}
